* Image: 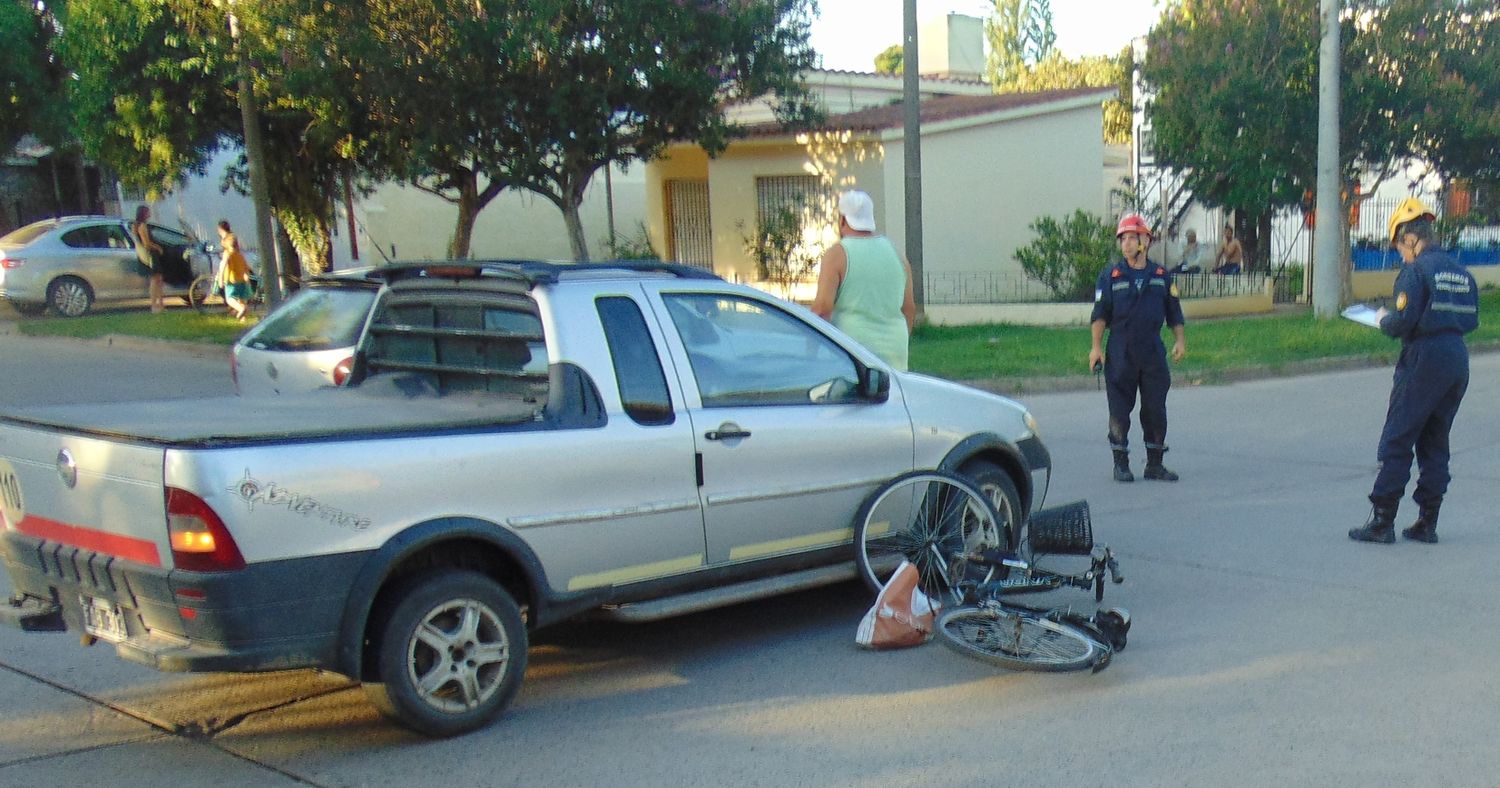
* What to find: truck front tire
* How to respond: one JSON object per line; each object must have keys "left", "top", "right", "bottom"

{"left": 362, "top": 570, "right": 527, "bottom": 737}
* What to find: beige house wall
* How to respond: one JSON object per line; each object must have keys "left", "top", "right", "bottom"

{"left": 646, "top": 136, "right": 886, "bottom": 282}
{"left": 892, "top": 103, "right": 1105, "bottom": 280}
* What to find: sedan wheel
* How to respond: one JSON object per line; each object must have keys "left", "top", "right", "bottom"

{"left": 364, "top": 570, "right": 527, "bottom": 737}
{"left": 47, "top": 277, "right": 94, "bottom": 317}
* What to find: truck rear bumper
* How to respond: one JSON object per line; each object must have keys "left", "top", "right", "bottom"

{"left": 1, "top": 531, "right": 368, "bottom": 673}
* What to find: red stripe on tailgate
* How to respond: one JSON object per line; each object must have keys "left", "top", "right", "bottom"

{"left": 16, "top": 515, "right": 162, "bottom": 567}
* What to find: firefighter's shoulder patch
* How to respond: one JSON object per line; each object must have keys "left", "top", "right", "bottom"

{"left": 1156, "top": 267, "right": 1165, "bottom": 275}
{"left": 1111, "top": 268, "right": 1122, "bottom": 279}
{"left": 1396, "top": 291, "right": 1408, "bottom": 311}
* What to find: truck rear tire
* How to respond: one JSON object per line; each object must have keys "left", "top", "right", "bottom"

{"left": 362, "top": 570, "right": 527, "bottom": 737}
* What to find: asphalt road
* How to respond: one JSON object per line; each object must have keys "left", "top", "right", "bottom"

{"left": 1, "top": 332, "right": 1498, "bottom": 787}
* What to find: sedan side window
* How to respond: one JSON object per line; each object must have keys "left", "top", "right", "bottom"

{"left": 60, "top": 226, "right": 108, "bottom": 249}
{"left": 663, "top": 293, "right": 860, "bottom": 407}
{"left": 101, "top": 225, "right": 133, "bottom": 249}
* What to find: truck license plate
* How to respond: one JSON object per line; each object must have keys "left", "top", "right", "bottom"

{"left": 80, "top": 596, "right": 127, "bottom": 643}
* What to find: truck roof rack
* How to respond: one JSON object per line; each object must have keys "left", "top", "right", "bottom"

{"left": 369, "top": 260, "right": 722, "bottom": 286}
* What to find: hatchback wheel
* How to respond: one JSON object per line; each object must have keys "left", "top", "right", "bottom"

{"left": 46, "top": 276, "right": 94, "bottom": 317}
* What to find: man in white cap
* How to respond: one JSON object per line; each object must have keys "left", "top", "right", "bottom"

{"left": 811, "top": 190, "right": 916, "bottom": 370}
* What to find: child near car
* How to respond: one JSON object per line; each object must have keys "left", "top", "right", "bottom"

{"left": 216, "top": 220, "right": 253, "bottom": 321}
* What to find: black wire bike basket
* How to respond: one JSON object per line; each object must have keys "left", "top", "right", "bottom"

{"left": 1027, "top": 500, "right": 1094, "bottom": 555}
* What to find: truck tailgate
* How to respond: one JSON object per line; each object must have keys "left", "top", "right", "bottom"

{"left": 0, "top": 421, "right": 168, "bottom": 568}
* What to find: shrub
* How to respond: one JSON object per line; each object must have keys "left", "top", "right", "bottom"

{"left": 741, "top": 203, "right": 821, "bottom": 293}
{"left": 604, "top": 222, "right": 661, "bottom": 261}
{"left": 1014, "top": 210, "right": 1117, "bottom": 302}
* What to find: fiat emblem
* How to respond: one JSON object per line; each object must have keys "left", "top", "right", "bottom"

{"left": 57, "top": 449, "right": 78, "bottom": 489}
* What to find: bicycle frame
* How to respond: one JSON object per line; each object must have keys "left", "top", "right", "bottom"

{"left": 959, "top": 545, "right": 1122, "bottom": 600}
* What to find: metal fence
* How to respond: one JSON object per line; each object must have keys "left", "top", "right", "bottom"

{"left": 923, "top": 272, "right": 1061, "bottom": 305}
{"left": 925, "top": 270, "right": 1264, "bottom": 305}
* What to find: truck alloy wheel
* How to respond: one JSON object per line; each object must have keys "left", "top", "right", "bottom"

{"left": 363, "top": 570, "right": 527, "bottom": 737}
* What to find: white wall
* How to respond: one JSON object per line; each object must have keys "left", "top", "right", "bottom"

{"left": 148, "top": 149, "right": 648, "bottom": 268}
{"left": 894, "top": 103, "right": 1107, "bottom": 279}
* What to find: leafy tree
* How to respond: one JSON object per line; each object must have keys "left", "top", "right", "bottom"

{"left": 874, "top": 44, "right": 903, "bottom": 75}
{"left": 496, "top": 0, "right": 821, "bottom": 261}
{"left": 61, "top": 0, "right": 238, "bottom": 195}
{"left": 0, "top": 0, "right": 65, "bottom": 153}
{"left": 1140, "top": 0, "right": 1499, "bottom": 285}
{"left": 1014, "top": 210, "right": 1115, "bottom": 302}
{"left": 986, "top": 0, "right": 1056, "bottom": 88}
{"left": 1004, "top": 48, "right": 1133, "bottom": 145}
{"left": 63, "top": 0, "right": 375, "bottom": 276}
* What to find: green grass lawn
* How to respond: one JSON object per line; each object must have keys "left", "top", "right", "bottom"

{"left": 15, "top": 308, "right": 254, "bottom": 346}
{"left": 910, "top": 288, "right": 1500, "bottom": 382}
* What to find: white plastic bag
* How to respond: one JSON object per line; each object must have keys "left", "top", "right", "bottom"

{"left": 855, "top": 560, "right": 939, "bottom": 649}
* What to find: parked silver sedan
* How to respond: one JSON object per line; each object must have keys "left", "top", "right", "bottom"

{"left": 0, "top": 215, "right": 211, "bottom": 316}
{"left": 232, "top": 273, "right": 382, "bottom": 395}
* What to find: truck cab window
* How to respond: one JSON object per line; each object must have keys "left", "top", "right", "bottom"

{"left": 596, "top": 296, "right": 674, "bottom": 425}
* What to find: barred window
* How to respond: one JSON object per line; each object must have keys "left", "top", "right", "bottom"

{"left": 755, "top": 175, "right": 829, "bottom": 228}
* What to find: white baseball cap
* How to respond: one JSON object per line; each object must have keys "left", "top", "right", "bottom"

{"left": 838, "top": 190, "right": 877, "bottom": 232}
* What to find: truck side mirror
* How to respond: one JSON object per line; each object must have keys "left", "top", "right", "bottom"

{"left": 860, "top": 366, "right": 890, "bottom": 402}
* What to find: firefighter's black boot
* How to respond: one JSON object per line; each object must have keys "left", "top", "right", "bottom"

{"left": 1402, "top": 503, "right": 1440, "bottom": 544}
{"left": 1111, "top": 450, "right": 1134, "bottom": 483}
{"left": 1143, "top": 448, "right": 1178, "bottom": 482}
{"left": 1349, "top": 505, "right": 1397, "bottom": 544}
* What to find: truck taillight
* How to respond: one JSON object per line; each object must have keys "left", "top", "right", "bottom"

{"left": 166, "top": 487, "right": 245, "bottom": 571}
{"left": 332, "top": 356, "right": 353, "bottom": 386}
{"left": 0, "top": 254, "right": 22, "bottom": 269}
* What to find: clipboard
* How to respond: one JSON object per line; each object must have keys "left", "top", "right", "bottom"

{"left": 1340, "top": 303, "right": 1383, "bottom": 329}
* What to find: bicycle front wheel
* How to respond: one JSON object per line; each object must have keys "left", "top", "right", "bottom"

{"left": 853, "top": 471, "right": 1005, "bottom": 604}
{"left": 936, "top": 606, "right": 1102, "bottom": 672}
{"left": 188, "top": 274, "right": 219, "bottom": 313}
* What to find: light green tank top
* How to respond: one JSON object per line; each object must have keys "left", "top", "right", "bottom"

{"left": 831, "top": 236, "right": 909, "bottom": 370}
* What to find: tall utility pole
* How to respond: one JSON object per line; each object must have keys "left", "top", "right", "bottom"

{"left": 229, "top": 9, "right": 283, "bottom": 307}
{"left": 902, "top": 0, "right": 924, "bottom": 313}
{"left": 1312, "top": 0, "right": 1342, "bottom": 318}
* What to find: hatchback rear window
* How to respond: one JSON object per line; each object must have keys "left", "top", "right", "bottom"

{"left": 243, "top": 286, "right": 378, "bottom": 352}
{"left": 0, "top": 222, "right": 58, "bottom": 245}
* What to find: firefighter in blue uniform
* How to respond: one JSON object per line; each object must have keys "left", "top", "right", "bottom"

{"left": 1088, "top": 215, "right": 1187, "bottom": 483}
{"left": 1350, "top": 197, "right": 1480, "bottom": 544}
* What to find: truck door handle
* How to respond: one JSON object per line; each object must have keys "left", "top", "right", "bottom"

{"left": 705, "top": 427, "right": 751, "bottom": 441}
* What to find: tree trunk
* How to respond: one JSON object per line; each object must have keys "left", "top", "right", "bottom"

{"left": 1256, "top": 211, "right": 1273, "bottom": 273}
{"left": 562, "top": 199, "right": 590, "bottom": 262}
{"left": 448, "top": 169, "right": 479, "bottom": 259}
{"left": 73, "top": 156, "right": 92, "bottom": 214}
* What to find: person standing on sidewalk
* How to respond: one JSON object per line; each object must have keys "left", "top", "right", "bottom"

{"left": 811, "top": 190, "right": 916, "bottom": 370}
{"left": 1088, "top": 214, "right": 1186, "bottom": 483}
{"left": 132, "top": 205, "right": 166, "bottom": 314}
{"left": 1349, "top": 197, "right": 1479, "bottom": 544}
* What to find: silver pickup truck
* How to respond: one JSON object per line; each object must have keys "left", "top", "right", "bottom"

{"left": 0, "top": 261, "right": 1050, "bottom": 736}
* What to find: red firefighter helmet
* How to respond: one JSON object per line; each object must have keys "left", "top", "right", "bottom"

{"left": 1115, "top": 214, "right": 1153, "bottom": 240}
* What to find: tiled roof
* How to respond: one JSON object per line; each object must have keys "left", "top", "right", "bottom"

{"left": 807, "top": 67, "right": 991, "bottom": 86}
{"left": 744, "top": 86, "right": 1116, "bottom": 137}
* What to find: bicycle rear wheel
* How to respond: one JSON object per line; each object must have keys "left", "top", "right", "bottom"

{"left": 936, "top": 605, "right": 1102, "bottom": 672}
{"left": 853, "top": 471, "right": 1005, "bottom": 604}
